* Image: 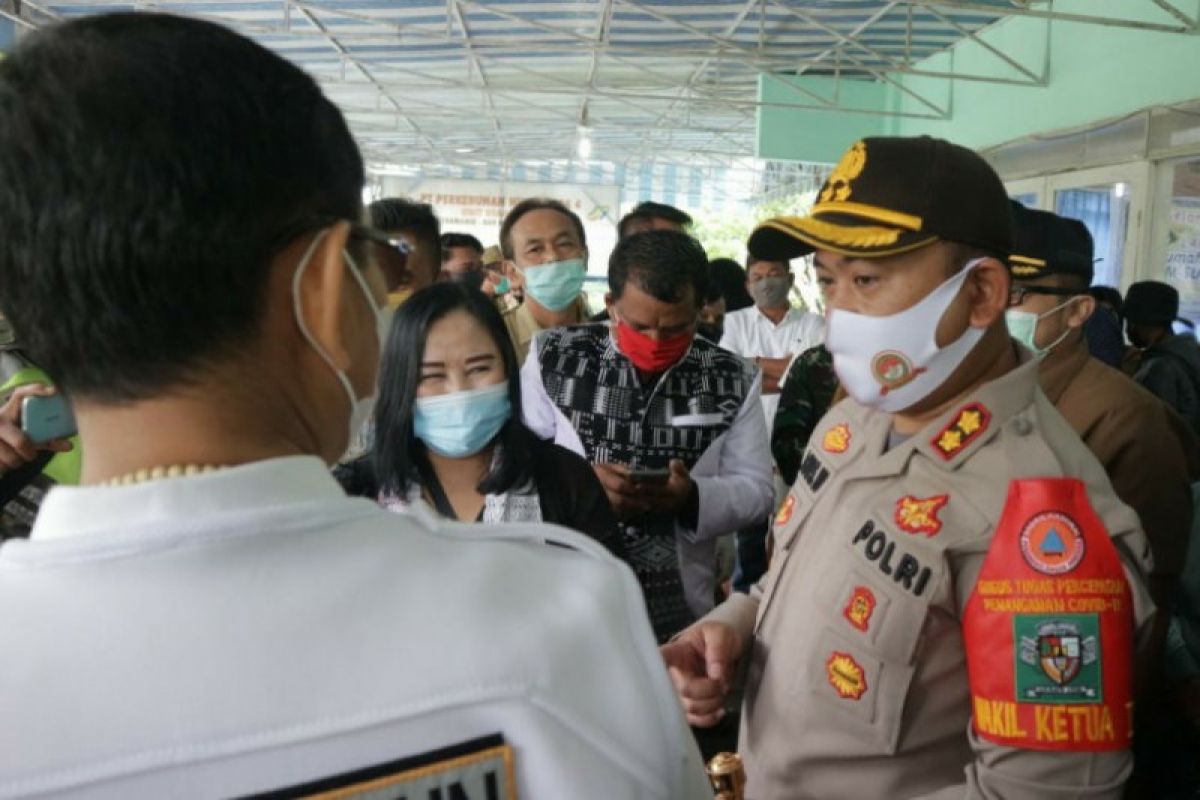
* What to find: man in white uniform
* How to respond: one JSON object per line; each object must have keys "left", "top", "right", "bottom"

{"left": 0, "top": 14, "right": 708, "bottom": 799}
{"left": 720, "top": 256, "right": 824, "bottom": 429}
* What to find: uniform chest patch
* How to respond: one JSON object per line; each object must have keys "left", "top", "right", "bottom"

{"left": 843, "top": 586, "right": 877, "bottom": 632}
{"left": 799, "top": 451, "right": 830, "bottom": 493}
{"left": 822, "top": 423, "right": 851, "bottom": 454}
{"left": 827, "top": 651, "right": 868, "bottom": 700}
{"left": 931, "top": 403, "right": 991, "bottom": 459}
{"left": 894, "top": 494, "right": 948, "bottom": 537}
{"left": 242, "top": 735, "right": 517, "bottom": 800}
{"left": 851, "top": 520, "right": 934, "bottom": 597}
{"left": 775, "top": 494, "right": 797, "bottom": 527}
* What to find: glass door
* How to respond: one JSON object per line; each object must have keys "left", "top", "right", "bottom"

{"left": 1046, "top": 164, "right": 1147, "bottom": 291}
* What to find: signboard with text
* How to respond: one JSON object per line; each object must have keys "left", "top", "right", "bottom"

{"left": 1166, "top": 196, "right": 1200, "bottom": 322}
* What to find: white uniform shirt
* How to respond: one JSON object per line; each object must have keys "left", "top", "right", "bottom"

{"left": 521, "top": 341, "right": 774, "bottom": 619}
{"left": 0, "top": 457, "right": 709, "bottom": 799}
{"left": 720, "top": 306, "right": 824, "bottom": 427}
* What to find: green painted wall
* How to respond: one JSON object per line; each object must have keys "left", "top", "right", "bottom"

{"left": 758, "top": 74, "right": 890, "bottom": 164}
{"left": 758, "top": 0, "right": 1200, "bottom": 162}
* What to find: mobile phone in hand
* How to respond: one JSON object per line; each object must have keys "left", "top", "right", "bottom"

{"left": 629, "top": 467, "right": 670, "bottom": 485}
{"left": 21, "top": 394, "right": 77, "bottom": 444}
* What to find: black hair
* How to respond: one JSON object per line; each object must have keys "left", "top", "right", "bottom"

{"left": 618, "top": 201, "right": 694, "bottom": 238}
{"left": 499, "top": 198, "right": 587, "bottom": 259}
{"left": 0, "top": 13, "right": 363, "bottom": 401}
{"left": 371, "top": 198, "right": 440, "bottom": 248}
{"left": 440, "top": 232, "right": 484, "bottom": 263}
{"left": 609, "top": 230, "right": 709, "bottom": 305}
{"left": 1089, "top": 285, "right": 1124, "bottom": 319}
{"left": 372, "top": 282, "right": 533, "bottom": 499}
{"left": 707, "top": 257, "right": 754, "bottom": 312}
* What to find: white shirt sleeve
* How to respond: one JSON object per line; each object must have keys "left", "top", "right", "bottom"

{"left": 718, "top": 309, "right": 752, "bottom": 358}
{"left": 679, "top": 371, "right": 774, "bottom": 543}
{"left": 519, "top": 333, "right": 587, "bottom": 456}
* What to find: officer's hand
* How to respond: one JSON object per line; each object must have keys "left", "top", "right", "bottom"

{"left": 660, "top": 621, "right": 742, "bottom": 727}
{"left": 593, "top": 462, "right": 651, "bottom": 520}
{"left": 0, "top": 384, "right": 72, "bottom": 474}
{"left": 480, "top": 272, "right": 501, "bottom": 298}
{"left": 636, "top": 459, "right": 693, "bottom": 515}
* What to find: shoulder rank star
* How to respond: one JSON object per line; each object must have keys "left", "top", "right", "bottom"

{"left": 822, "top": 422, "right": 851, "bottom": 454}
{"left": 931, "top": 403, "right": 991, "bottom": 460}
{"left": 894, "top": 495, "right": 949, "bottom": 537}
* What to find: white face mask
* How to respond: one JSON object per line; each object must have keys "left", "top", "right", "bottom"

{"left": 826, "top": 259, "right": 985, "bottom": 413}
{"left": 291, "top": 229, "right": 390, "bottom": 461}
{"left": 1005, "top": 298, "right": 1080, "bottom": 358}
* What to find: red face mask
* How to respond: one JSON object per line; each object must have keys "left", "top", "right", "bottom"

{"left": 615, "top": 320, "right": 694, "bottom": 373}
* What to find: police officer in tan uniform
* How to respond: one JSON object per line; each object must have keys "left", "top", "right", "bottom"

{"left": 662, "top": 136, "right": 1156, "bottom": 799}
{"left": 1007, "top": 202, "right": 1195, "bottom": 608}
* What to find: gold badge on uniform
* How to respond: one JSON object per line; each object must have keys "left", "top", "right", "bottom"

{"left": 842, "top": 586, "right": 877, "bottom": 632}
{"left": 775, "top": 494, "right": 797, "bottom": 527}
{"left": 827, "top": 651, "right": 868, "bottom": 700}
{"left": 931, "top": 403, "right": 991, "bottom": 460}
{"left": 822, "top": 422, "right": 851, "bottom": 454}
{"left": 894, "top": 494, "right": 948, "bottom": 538}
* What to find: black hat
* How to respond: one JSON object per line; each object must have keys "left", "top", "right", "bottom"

{"left": 1124, "top": 281, "right": 1179, "bottom": 327}
{"left": 747, "top": 136, "right": 1012, "bottom": 261}
{"left": 1008, "top": 201, "right": 1094, "bottom": 283}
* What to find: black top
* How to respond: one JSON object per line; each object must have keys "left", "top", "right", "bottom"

{"left": 334, "top": 436, "right": 624, "bottom": 560}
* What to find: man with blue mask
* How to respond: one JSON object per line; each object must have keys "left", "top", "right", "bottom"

{"left": 1007, "top": 201, "right": 1199, "bottom": 799}
{"left": 499, "top": 198, "right": 591, "bottom": 364}
{"left": 0, "top": 13, "right": 709, "bottom": 798}
{"left": 662, "top": 136, "right": 1156, "bottom": 798}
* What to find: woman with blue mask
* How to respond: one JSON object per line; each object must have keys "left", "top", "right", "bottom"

{"left": 335, "top": 283, "right": 623, "bottom": 557}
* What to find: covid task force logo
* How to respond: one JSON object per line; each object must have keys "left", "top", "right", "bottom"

{"left": 871, "top": 351, "right": 926, "bottom": 396}
{"left": 1020, "top": 512, "right": 1086, "bottom": 575}
{"left": 1016, "top": 615, "right": 1101, "bottom": 703}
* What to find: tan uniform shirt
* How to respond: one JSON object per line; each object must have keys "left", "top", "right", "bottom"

{"left": 502, "top": 297, "right": 588, "bottom": 365}
{"left": 1040, "top": 341, "right": 1196, "bottom": 575}
{"left": 707, "top": 355, "right": 1155, "bottom": 799}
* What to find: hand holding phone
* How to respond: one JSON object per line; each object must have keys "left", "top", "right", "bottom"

{"left": 0, "top": 384, "right": 73, "bottom": 474}
{"left": 628, "top": 467, "right": 671, "bottom": 485}
{"left": 21, "top": 392, "right": 77, "bottom": 444}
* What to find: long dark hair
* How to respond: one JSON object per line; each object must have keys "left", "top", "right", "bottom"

{"left": 372, "top": 283, "right": 533, "bottom": 498}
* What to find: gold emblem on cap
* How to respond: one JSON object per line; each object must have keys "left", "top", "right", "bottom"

{"left": 820, "top": 140, "right": 868, "bottom": 204}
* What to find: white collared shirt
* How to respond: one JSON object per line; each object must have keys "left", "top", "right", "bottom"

{"left": 0, "top": 457, "right": 708, "bottom": 799}
{"left": 720, "top": 305, "right": 824, "bottom": 427}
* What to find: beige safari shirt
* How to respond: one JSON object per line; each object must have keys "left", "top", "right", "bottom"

{"left": 502, "top": 296, "right": 588, "bottom": 365}
{"left": 706, "top": 354, "right": 1155, "bottom": 799}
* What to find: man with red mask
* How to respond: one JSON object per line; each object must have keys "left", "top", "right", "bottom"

{"left": 521, "top": 230, "right": 774, "bottom": 643}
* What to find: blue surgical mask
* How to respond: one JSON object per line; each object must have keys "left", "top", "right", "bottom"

{"left": 519, "top": 257, "right": 586, "bottom": 312}
{"left": 413, "top": 382, "right": 511, "bottom": 458}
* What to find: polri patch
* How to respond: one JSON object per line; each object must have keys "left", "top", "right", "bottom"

{"left": 894, "top": 494, "right": 948, "bottom": 537}
{"left": 1020, "top": 512, "right": 1086, "bottom": 576}
{"left": 827, "top": 651, "right": 868, "bottom": 700}
{"left": 241, "top": 735, "right": 517, "bottom": 800}
{"left": 843, "top": 586, "right": 877, "bottom": 632}
{"left": 822, "top": 422, "right": 852, "bottom": 454}
{"left": 931, "top": 403, "right": 991, "bottom": 460}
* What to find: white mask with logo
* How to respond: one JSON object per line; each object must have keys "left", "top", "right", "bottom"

{"left": 826, "top": 259, "right": 985, "bottom": 413}
{"left": 292, "top": 228, "right": 390, "bottom": 461}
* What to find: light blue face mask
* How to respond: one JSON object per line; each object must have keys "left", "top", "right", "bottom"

{"left": 1005, "top": 298, "right": 1079, "bottom": 357}
{"left": 519, "top": 257, "right": 586, "bottom": 312}
{"left": 413, "top": 382, "right": 511, "bottom": 458}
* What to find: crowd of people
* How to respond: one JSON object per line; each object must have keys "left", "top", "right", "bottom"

{"left": 3, "top": 10, "right": 1200, "bottom": 800}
